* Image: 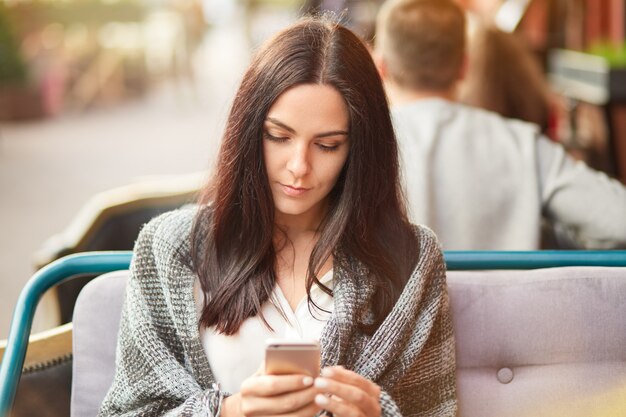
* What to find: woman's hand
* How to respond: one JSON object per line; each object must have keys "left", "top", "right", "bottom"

{"left": 313, "top": 366, "right": 382, "bottom": 417}
{"left": 222, "top": 370, "right": 322, "bottom": 417}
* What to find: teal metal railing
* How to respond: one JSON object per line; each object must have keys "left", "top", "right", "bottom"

{"left": 0, "top": 251, "right": 132, "bottom": 417}
{"left": 444, "top": 250, "right": 626, "bottom": 270}
{"left": 1, "top": 250, "right": 626, "bottom": 416}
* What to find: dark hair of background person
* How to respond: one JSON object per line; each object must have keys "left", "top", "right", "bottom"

{"left": 459, "top": 25, "right": 553, "bottom": 133}
{"left": 191, "top": 16, "right": 418, "bottom": 336}
{"left": 376, "top": 0, "right": 466, "bottom": 91}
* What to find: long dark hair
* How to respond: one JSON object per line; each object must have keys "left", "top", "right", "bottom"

{"left": 191, "top": 16, "right": 418, "bottom": 336}
{"left": 460, "top": 25, "right": 551, "bottom": 133}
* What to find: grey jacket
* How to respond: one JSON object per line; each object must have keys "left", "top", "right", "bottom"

{"left": 99, "top": 207, "right": 457, "bottom": 416}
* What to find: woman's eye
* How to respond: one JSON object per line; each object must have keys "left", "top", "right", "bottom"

{"left": 317, "top": 143, "right": 340, "bottom": 152}
{"left": 263, "top": 132, "right": 289, "bottom": 143}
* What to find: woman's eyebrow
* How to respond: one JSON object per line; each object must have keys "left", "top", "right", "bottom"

{"left": 266, "top": 117, "right": 349, "bottom": 138}
{"left": 266, "top": 117, "right": 295, "bottom": 133}
{"left": 316, "top": 130, "right": 349, "bottom": 138}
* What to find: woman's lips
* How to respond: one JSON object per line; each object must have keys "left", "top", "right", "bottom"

{"left": 281, "top": 184, "right": 310, "bottom": 196}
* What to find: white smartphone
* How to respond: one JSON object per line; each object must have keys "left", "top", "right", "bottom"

{"left": 265, "top": 339, "right": 321, "bottom": 377}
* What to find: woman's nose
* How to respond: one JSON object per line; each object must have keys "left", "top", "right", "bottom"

{"left": 286, "top": 144, "right": 311, "bottom": 178}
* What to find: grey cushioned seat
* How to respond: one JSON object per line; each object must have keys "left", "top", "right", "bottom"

{"left": 71, "top": 267, "right": 626, "bottom": 417}
{"left": 450, "top": 267, "right": 626, "bottom": 417}
{"left": 71, "top": 270, "right": 128, "bottom": 417}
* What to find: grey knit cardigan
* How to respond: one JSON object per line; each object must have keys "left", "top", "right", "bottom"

{"left": 99, "top": 207, "right": 457, "bottom": 416}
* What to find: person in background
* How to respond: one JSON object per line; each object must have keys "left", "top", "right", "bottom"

{"left": 374, "top": 0, "right": 626, "bottom": 250}
{"left": 99, "top": 15, "right": 457, "bottom": 417}
{"left": 458, "top": 23, "right": 558, "bottom": 140}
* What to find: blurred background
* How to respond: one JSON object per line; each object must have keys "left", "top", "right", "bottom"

{"left": 1, "top": 0, "right": 626, "bottom": 339}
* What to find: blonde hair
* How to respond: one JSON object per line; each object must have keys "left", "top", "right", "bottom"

{"left": 376, "top": 0, "right": 466, "bottom": 91}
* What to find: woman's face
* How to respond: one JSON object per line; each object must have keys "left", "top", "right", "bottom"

{"left": 263, "top": 83, "right": 350, "bottom": 229}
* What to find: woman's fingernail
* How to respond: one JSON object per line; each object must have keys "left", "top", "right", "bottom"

{"left": 321, "top": 368, "right": 333, "bottom": 377}
{"left": 303, "top": 376, "right": 313, "bottom": 386}
{"left": 315, "top": 394, "right": 329, "bottom": 406}
{"left": 314, "top": 378, "right": 328, "bottom": 388}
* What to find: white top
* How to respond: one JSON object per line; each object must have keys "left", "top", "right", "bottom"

{"left": 393, "top": 98, "right": 626, "bottom": 250}
{"left": 194, "top": 270, "right": 334, "bottom": 394}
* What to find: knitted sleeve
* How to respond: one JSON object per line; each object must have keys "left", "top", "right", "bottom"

{"left": 98, "top": 211, "right": 219, "bottom": 416}
{"left": 380, "top": 390, "right": 403, "bottom": 417}
{"left": 378, "top": 226, "right": 457, "bottom": 417}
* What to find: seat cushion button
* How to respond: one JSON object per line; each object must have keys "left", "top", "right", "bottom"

{"left": 497, "top": 367, "right": 514, "bottom": 384}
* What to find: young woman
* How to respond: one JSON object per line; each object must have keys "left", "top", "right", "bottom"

{"left": 99, "top": 16, "right": 456, "bottom": 417}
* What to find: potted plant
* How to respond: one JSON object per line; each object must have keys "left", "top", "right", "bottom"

{"left": 1, "top": 3, "right": 42, "bottom": 120}
{"left": 0, "top": 2, "right": 67, "bottom": 120}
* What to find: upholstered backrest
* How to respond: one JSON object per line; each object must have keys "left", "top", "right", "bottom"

{"left": 449, "top": 267, "right": 626, "bottom": 417}
{"left": 71, "top": 270, "right": 128, "bottom": 417}
{"left": 71, "top": 267, "right": 626, "bottom": 416}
